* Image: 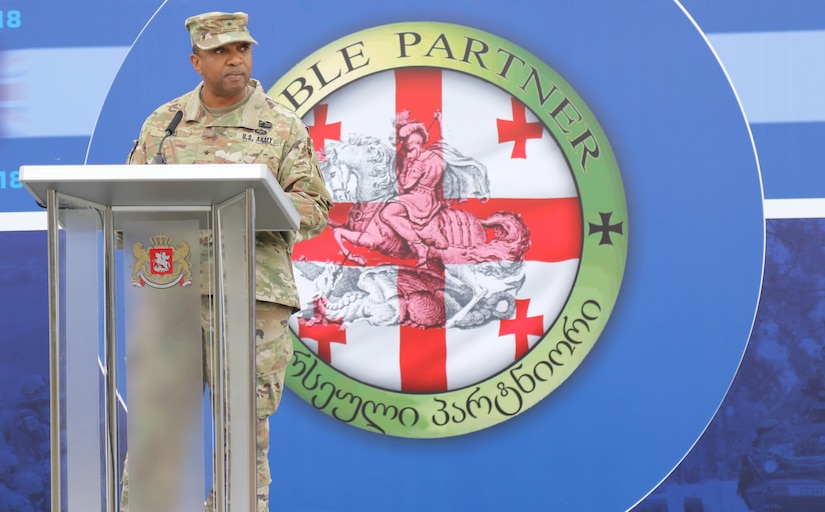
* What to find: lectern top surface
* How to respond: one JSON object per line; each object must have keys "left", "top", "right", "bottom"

{"left": 18, "top": 163, "right": 299, "bottom": 231}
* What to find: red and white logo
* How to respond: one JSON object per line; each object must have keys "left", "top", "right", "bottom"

{"left": 291, "top": 68, "right": 581, "bottom": 393}
{"left": 273, "top": 23, "right": 626, "bottom": 437}
{"left": 149, "top": 247, "right": 174, "bottom": 275}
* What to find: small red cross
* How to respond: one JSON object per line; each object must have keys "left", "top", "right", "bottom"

{"left": 298, "top": 320, "right": 347, "bottom": 364}
{"left": 499, "top": 298, "right": 544, "bottom": 359}
{"left": 496, "top": 97, "right": 543, "bottom": 159}
{"left": 306, "top": 104, "right": 341, "bottom": 159}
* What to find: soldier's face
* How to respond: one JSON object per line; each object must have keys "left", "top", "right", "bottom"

{"left": 191, "top": 41, "right": 252, "bottom": 107}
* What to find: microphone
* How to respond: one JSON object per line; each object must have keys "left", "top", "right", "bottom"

{"left": 153, "top": 110, "right": 184, "bottom": 164}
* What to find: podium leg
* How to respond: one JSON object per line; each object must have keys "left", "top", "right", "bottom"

{"left": 211, "top": 190, "right": 256, "bottom": 512}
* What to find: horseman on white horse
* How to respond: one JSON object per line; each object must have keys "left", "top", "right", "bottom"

{"left": 321, "top": 110, "right": 530, "bottom": 268}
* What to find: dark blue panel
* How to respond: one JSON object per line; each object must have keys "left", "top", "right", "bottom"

{"left": 0, "top": 230, "right": 49, "bottom": 511}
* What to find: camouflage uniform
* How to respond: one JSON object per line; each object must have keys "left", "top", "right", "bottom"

{"left": 128, "top": 75, "right": 331, "bottom": 299}
{"left": 123, "top": 11, "right": 332, "bottom": 511}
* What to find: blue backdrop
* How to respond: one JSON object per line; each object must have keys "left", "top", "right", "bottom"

{"left": 1, "top": 1, "right": 822, "bottom": 511}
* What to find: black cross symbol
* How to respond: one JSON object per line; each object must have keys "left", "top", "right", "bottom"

{"left": 588, "top": 212, "right": 624, "bottom": 246}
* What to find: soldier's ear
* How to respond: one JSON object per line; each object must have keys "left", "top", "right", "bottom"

{"left": 190, "top": 53, "right": 202, "bottom": 75}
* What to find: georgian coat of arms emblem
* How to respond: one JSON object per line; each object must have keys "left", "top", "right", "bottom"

{"left": 131, "top": 233, "right": 193, "bottom": 289}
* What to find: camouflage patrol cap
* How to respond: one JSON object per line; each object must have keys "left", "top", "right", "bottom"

{"left": 185, "top": 11, "right": 258, "bottom": 51}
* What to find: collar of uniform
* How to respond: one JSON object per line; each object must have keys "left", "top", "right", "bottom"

{"left": 183, "top": 79, "right": 264, "bottom": 130}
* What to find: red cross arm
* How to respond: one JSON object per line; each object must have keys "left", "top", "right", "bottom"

{"left": 497, "top": 98, "right": 543, "bottom": 159}
{"left": 307, "top": 104, "right": 342, "bottom": 157}
{"left": 499, "top": 298, "right": 544, "bottom": 359}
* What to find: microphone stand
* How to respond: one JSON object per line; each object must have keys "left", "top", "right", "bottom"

{"left": 153, "top": 110, "right": 184, "bottom": 164}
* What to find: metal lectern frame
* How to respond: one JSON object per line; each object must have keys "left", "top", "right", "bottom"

{"left": 20, "top": 164, "right": 298, "bottom": 512}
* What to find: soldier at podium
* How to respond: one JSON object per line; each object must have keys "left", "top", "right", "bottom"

{"left": 125, "top": 10, "right": 332, "bottom": 511}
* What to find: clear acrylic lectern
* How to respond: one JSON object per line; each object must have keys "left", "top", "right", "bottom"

{"left": 19, "top": 164, "right": 299, "bottom": 512}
